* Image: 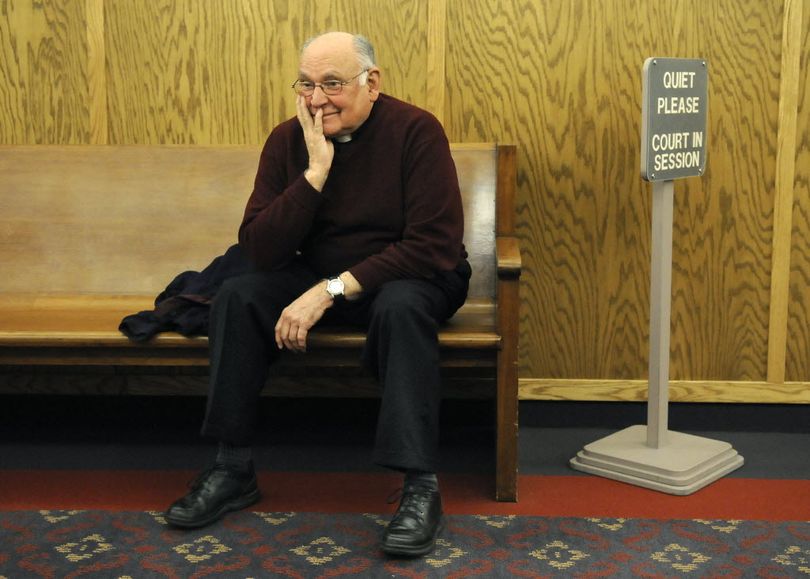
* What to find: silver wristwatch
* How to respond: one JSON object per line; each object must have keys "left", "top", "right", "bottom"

{"left": 325, "top": 276, "right": 345, "bottom": 301}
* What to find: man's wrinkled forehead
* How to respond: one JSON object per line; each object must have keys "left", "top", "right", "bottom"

{"left": 297, "top": 63, "right": 345, "bottom": 81}
{"left": 299, "top": 35, "right": 357, "bottom": 77}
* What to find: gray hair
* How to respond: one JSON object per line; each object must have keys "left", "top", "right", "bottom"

{"left": 352, "top": 35, "right": 376, "bottom": 69}
{"left": 301, "top": 33, "right": 377, "bottom": 81}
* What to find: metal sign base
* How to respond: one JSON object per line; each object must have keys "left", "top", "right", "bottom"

{"left": 570, "top": 179, "right": 743, "bottom": 495}
{"left": 570, "top": 425, "right": 744, "bottom": 494}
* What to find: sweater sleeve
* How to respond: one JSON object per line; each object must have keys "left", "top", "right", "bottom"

{"left": 238, "top": 128, "right": 325, "bottom": 270}
{"left": 348, "top": 114, "right": 465, "bottom": 291}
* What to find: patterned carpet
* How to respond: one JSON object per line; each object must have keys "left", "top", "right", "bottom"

{"left": 3, "top": 398, "right": 810, "bottom": 576}
{"left": 2, "top": 509, "right": 810, "bottom": 577}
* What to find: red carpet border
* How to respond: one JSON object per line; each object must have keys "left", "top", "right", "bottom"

{"left": 2, "top": 509, "right": 810, "bottom": 578}
{"left": 2, "top": 471, "right": 810, "bottom": 521}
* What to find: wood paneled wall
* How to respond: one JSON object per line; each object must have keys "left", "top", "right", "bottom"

{"left": 1, "top": 0, "right": 808, "bottom": 401}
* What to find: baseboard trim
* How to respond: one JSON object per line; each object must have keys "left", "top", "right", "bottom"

{"left": 519, "top": 379, "right": 810, "bottom": 404}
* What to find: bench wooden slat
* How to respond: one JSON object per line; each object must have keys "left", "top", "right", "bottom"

{"left": 0, "top": 295, "right": 497, "bottom": 350}
{"left": 0, "top": 144, "right": 497, "bottom": 298}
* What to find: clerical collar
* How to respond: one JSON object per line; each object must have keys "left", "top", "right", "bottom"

{"left": 333, "top": 134, "right": 352, "bottom": 143}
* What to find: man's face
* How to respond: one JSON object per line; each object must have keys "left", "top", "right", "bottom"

{"left": 298, "top": 35, "right": 380, "bottom": 138}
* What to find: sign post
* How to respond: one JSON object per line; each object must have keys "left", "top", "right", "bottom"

{"left": 570, "top": 58, "right": 744, "bottom": 494}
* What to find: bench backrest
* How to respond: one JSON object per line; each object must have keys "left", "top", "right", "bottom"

{"left": 0, "top": 144, "right": 498, "bottom": 298}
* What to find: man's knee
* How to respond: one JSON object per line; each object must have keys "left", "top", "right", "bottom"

{"left": 371, "top": 281, "right": 436, "bottom": 322}
{"left": 215, "top": 271, "right": 305, "bottom": 312}
{"left": 216, "top": 273, "right": 265, "bottom": 306}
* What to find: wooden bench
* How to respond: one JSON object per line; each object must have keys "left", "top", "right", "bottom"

{"left": 0, "top": 143, "right": 521, "bottom": 501}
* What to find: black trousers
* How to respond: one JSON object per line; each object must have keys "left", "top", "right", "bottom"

{"left": 201, "top": 259, "right": 470, "bottom": 473}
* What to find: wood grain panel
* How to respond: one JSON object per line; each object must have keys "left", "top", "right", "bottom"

{"left": 425, "top": 0, "right": 447, "bottom": 124}
{"left": 669, "top": 1, "right": 780, "bottom": 382}
{"left": 446, "top": 0, "right": 780, "bottom": 383}
{"left": 105, "top": 0, "right": 283, "bottom": 144}
{"left": 0, "top": 0, "right": 90, "bottom": 143}
{"left": 768, "top": 0, "right": 803, "bottom": 383}
{"left": 786, "top": 0, "right": 810, "bottom": 381}
{"left": 105, "top": 0, "right": 427, "bottom": 144}
{"left": 85, "top": 0, "right": 107, "bottom": 144}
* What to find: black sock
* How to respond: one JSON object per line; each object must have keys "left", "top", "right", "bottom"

{"left": 215, "top": 441, "right": 253, "bottom": 470}
{"left": 404, "top": 471, "right": 439, "bottom": 492}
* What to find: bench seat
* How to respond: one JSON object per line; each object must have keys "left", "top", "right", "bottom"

{"left": 0, "top": 295, "right": 499, "bottom": 360}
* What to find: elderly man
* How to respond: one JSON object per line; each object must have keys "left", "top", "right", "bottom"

{"left": 164, "top": 31, "right": 469, "bottom": 557}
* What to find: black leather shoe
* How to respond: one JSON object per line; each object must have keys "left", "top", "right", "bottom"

{"left": 164, "top": 462, "right": 261, "bottom": 529}
{"left": 381, "top": 485, "right": 444, "bottom": 557}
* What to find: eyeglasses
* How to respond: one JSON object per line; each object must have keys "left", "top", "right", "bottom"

{"left": 291, "top": 70, "right": 368, "bottom": 97}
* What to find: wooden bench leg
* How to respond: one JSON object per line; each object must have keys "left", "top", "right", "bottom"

{"left": 493, "top": 144, "right": 520, "bottom": 501}
{"left": 495, "top": 277, "right": 520, "bottom": 502}
{"left": 496, "top": 364, "right": 519, "bottom": 501}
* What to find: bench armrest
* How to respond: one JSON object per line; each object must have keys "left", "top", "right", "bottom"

{"left": 496, "top": 236, "right": 522, "bottom": 279}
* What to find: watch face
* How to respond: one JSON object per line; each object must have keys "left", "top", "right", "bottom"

{"left": 327, "top": 278, "right": 344, "bottom": 296}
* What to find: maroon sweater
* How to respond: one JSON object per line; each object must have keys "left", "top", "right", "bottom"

{"left": 238, "top": 93, "right": 466, "bottom": 292}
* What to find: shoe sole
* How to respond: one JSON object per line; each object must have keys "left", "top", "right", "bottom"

{"left": 165, "top": 487, "right": 262, "bottom": 529}
{"left": 380, "top": 518, "right": 445, "bottom": 557}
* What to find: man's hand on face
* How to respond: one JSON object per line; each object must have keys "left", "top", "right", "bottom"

{"left": 297, "top": 95, "right": 334, "bottom": 192}
{"left": 274, "top": 281, "right": 333, "bottom": 353}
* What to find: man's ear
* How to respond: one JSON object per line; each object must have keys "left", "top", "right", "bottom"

{"left": 366, "top": 68, "right": 381, "bottom": 102}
